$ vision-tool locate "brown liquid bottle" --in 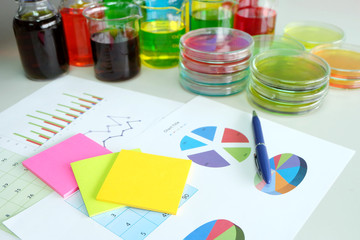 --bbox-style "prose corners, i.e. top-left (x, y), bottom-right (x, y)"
top-left (13, 0), bottom-right (69, 80)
